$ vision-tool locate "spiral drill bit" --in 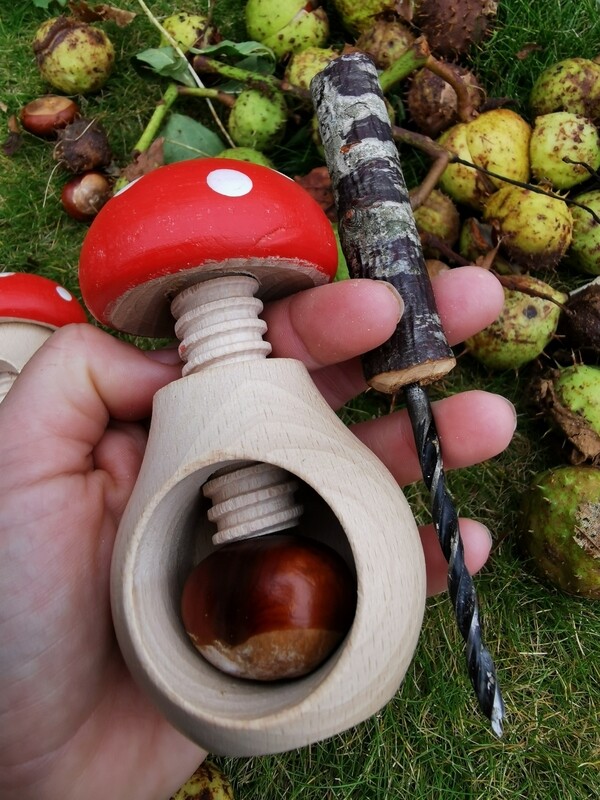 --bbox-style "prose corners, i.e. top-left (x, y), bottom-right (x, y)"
top-left (405, 382), bottom-right (505, 735)
top-left (312, 52), bottom-right (505, 735)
